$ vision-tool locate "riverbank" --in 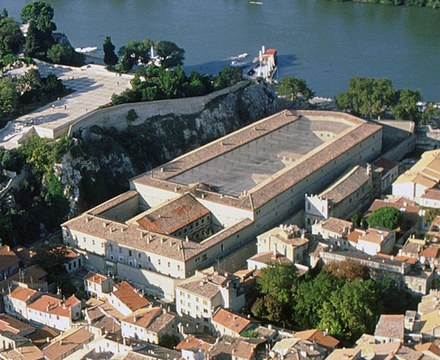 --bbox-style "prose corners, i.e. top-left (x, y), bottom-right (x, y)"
top-left (326, 0), bottom-right (440, 9)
